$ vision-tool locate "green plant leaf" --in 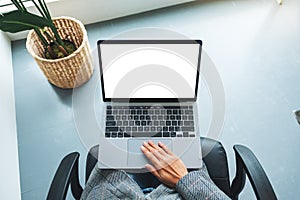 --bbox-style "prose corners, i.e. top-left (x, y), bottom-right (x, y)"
top-left (0, 10), bottom-right (52, 33)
